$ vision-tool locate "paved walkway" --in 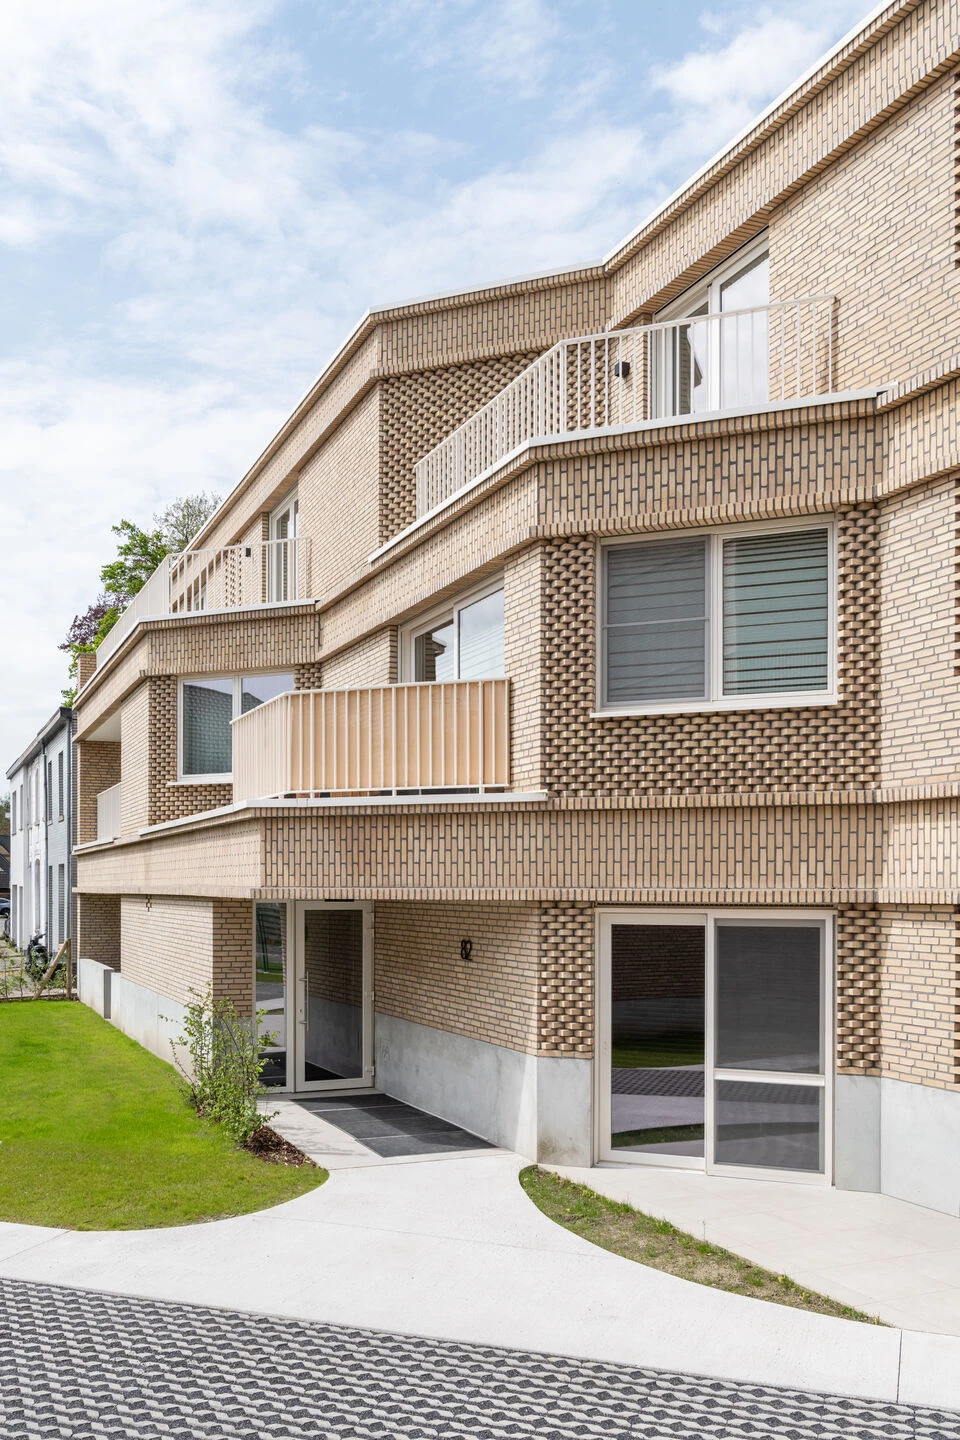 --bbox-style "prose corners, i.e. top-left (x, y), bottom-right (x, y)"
top-left (0, 1103), bottom-right (959, 1415)
top-left (3, 1275), bottom-right (959, 1440)
top-left (556, 1163), bottom-right (960, 1336)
